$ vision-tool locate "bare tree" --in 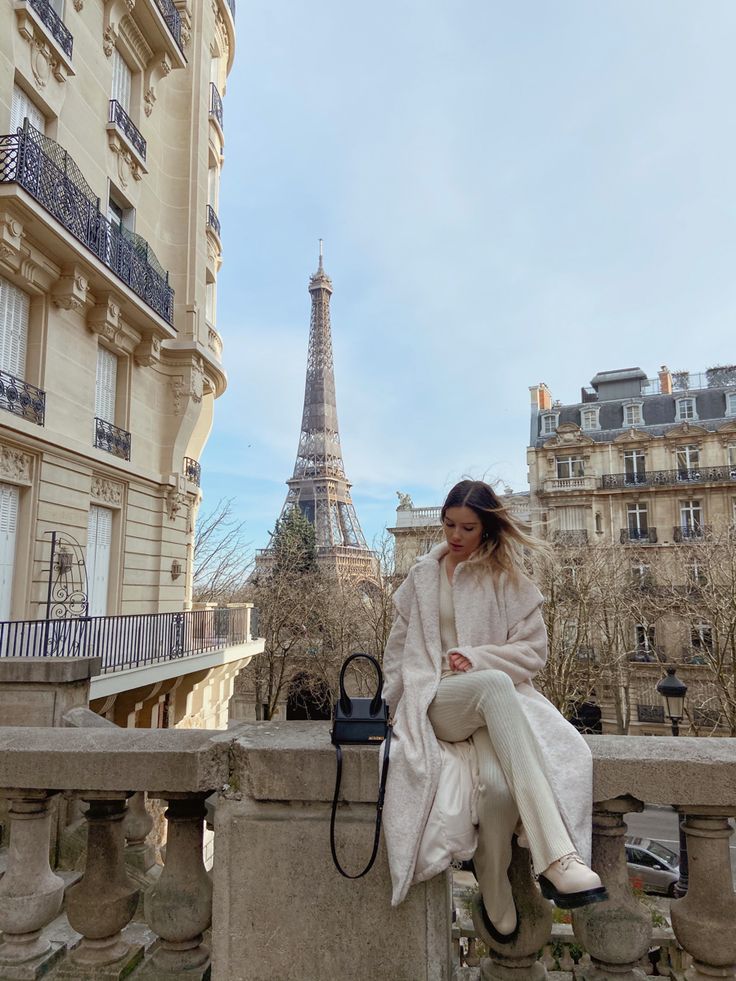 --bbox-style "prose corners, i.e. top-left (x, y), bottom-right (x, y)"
top-left (193, 498), bottom-right (252, 604)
